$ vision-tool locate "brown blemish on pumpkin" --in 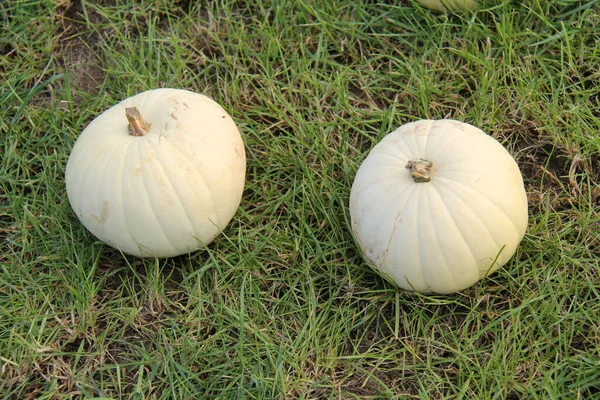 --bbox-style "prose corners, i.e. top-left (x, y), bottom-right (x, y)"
top-left (182, 102), bottom-right (189, 109)
top-left (91, 200), bottom-right (110, 224)
top-left (403, 121), bottom-right (432, 136)
top-left (234, 146), bottom-right (244, 160)
top-left (171, 112), bottom-right (178, 120)
top-left (100, 201), bottom-right (109, 222)
top-left (135, 166), bottom-right (142, 176)
top-left (144, 153), bottom-right (157, 163)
